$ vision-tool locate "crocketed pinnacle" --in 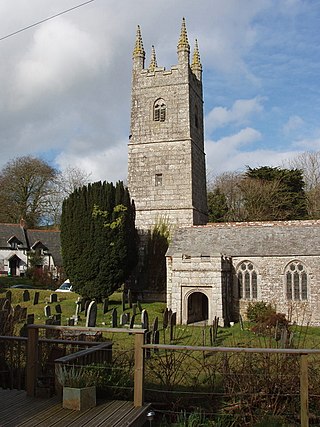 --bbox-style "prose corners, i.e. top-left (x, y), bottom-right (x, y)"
top-left (191, 39), bottom-right (202, 70)
top-left (133, 25), bottom-right (145, 58)
top-left (177, 17), bottom-right (190, 52)
top-left (148, 45), bottom-right (157, 71)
